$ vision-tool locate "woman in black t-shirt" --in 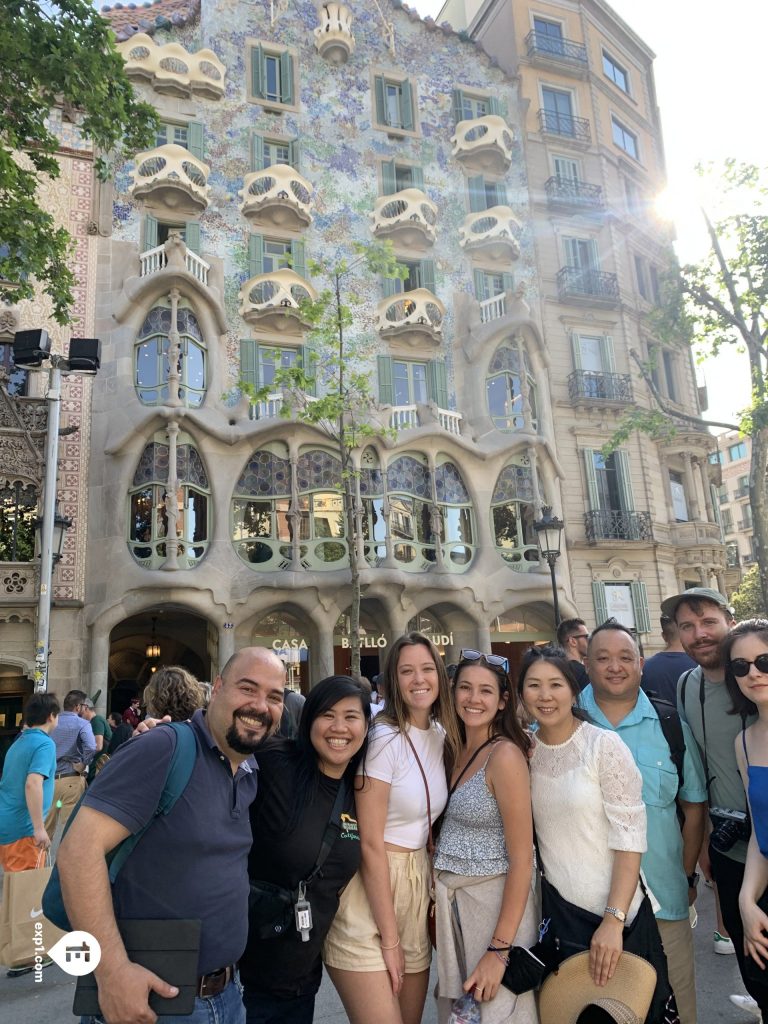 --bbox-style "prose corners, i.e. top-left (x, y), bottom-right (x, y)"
top-left (240, 675), bottom-right (370, 1024)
